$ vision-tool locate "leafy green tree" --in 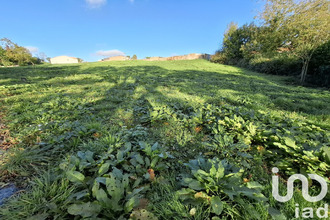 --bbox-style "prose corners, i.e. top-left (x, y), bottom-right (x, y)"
top-left (219, 22), bottom-right (240, 63)
top-left (0, 46), bottom-right (6, 66)
top-left (0, 38), bottom-right (34, 66)
top-left (132, 54), bottom-right (137, 60)
top-left (260, 0), bottom-right (330, 83)
top-left (218, 22), bottom-right (260, 64)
